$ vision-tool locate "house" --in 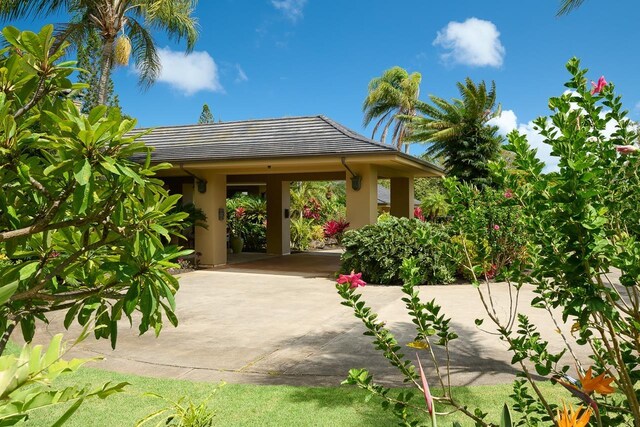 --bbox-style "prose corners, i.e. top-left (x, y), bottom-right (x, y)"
top-left (133, 115), bottom-right (443, 266)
